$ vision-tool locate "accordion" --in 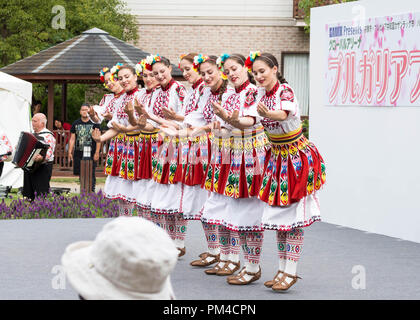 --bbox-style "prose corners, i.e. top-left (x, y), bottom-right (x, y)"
top-left (12, 131), bottom-right (50, 172)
